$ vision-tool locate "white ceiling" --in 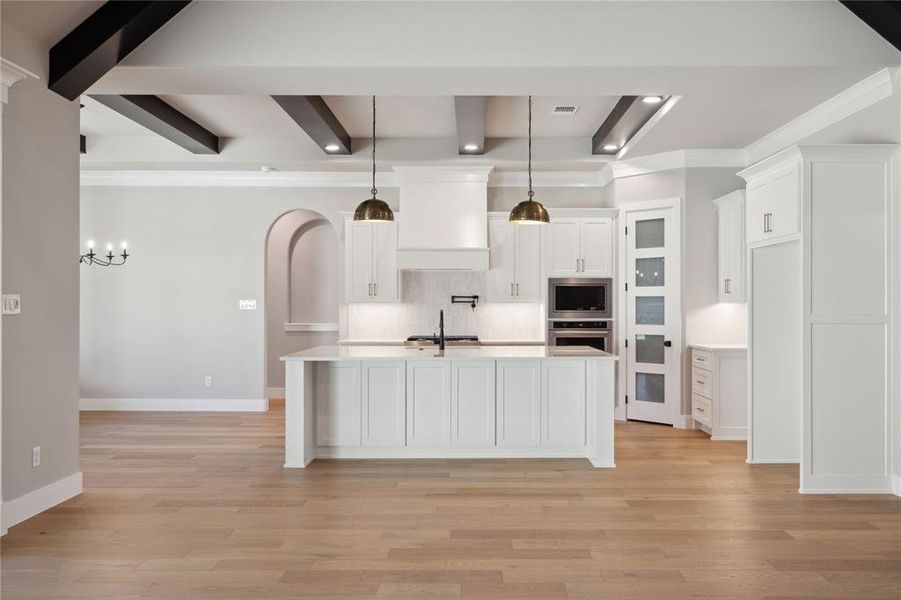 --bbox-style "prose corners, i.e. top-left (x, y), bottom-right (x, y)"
top-left (5, 0), bottom-right (900, 169)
